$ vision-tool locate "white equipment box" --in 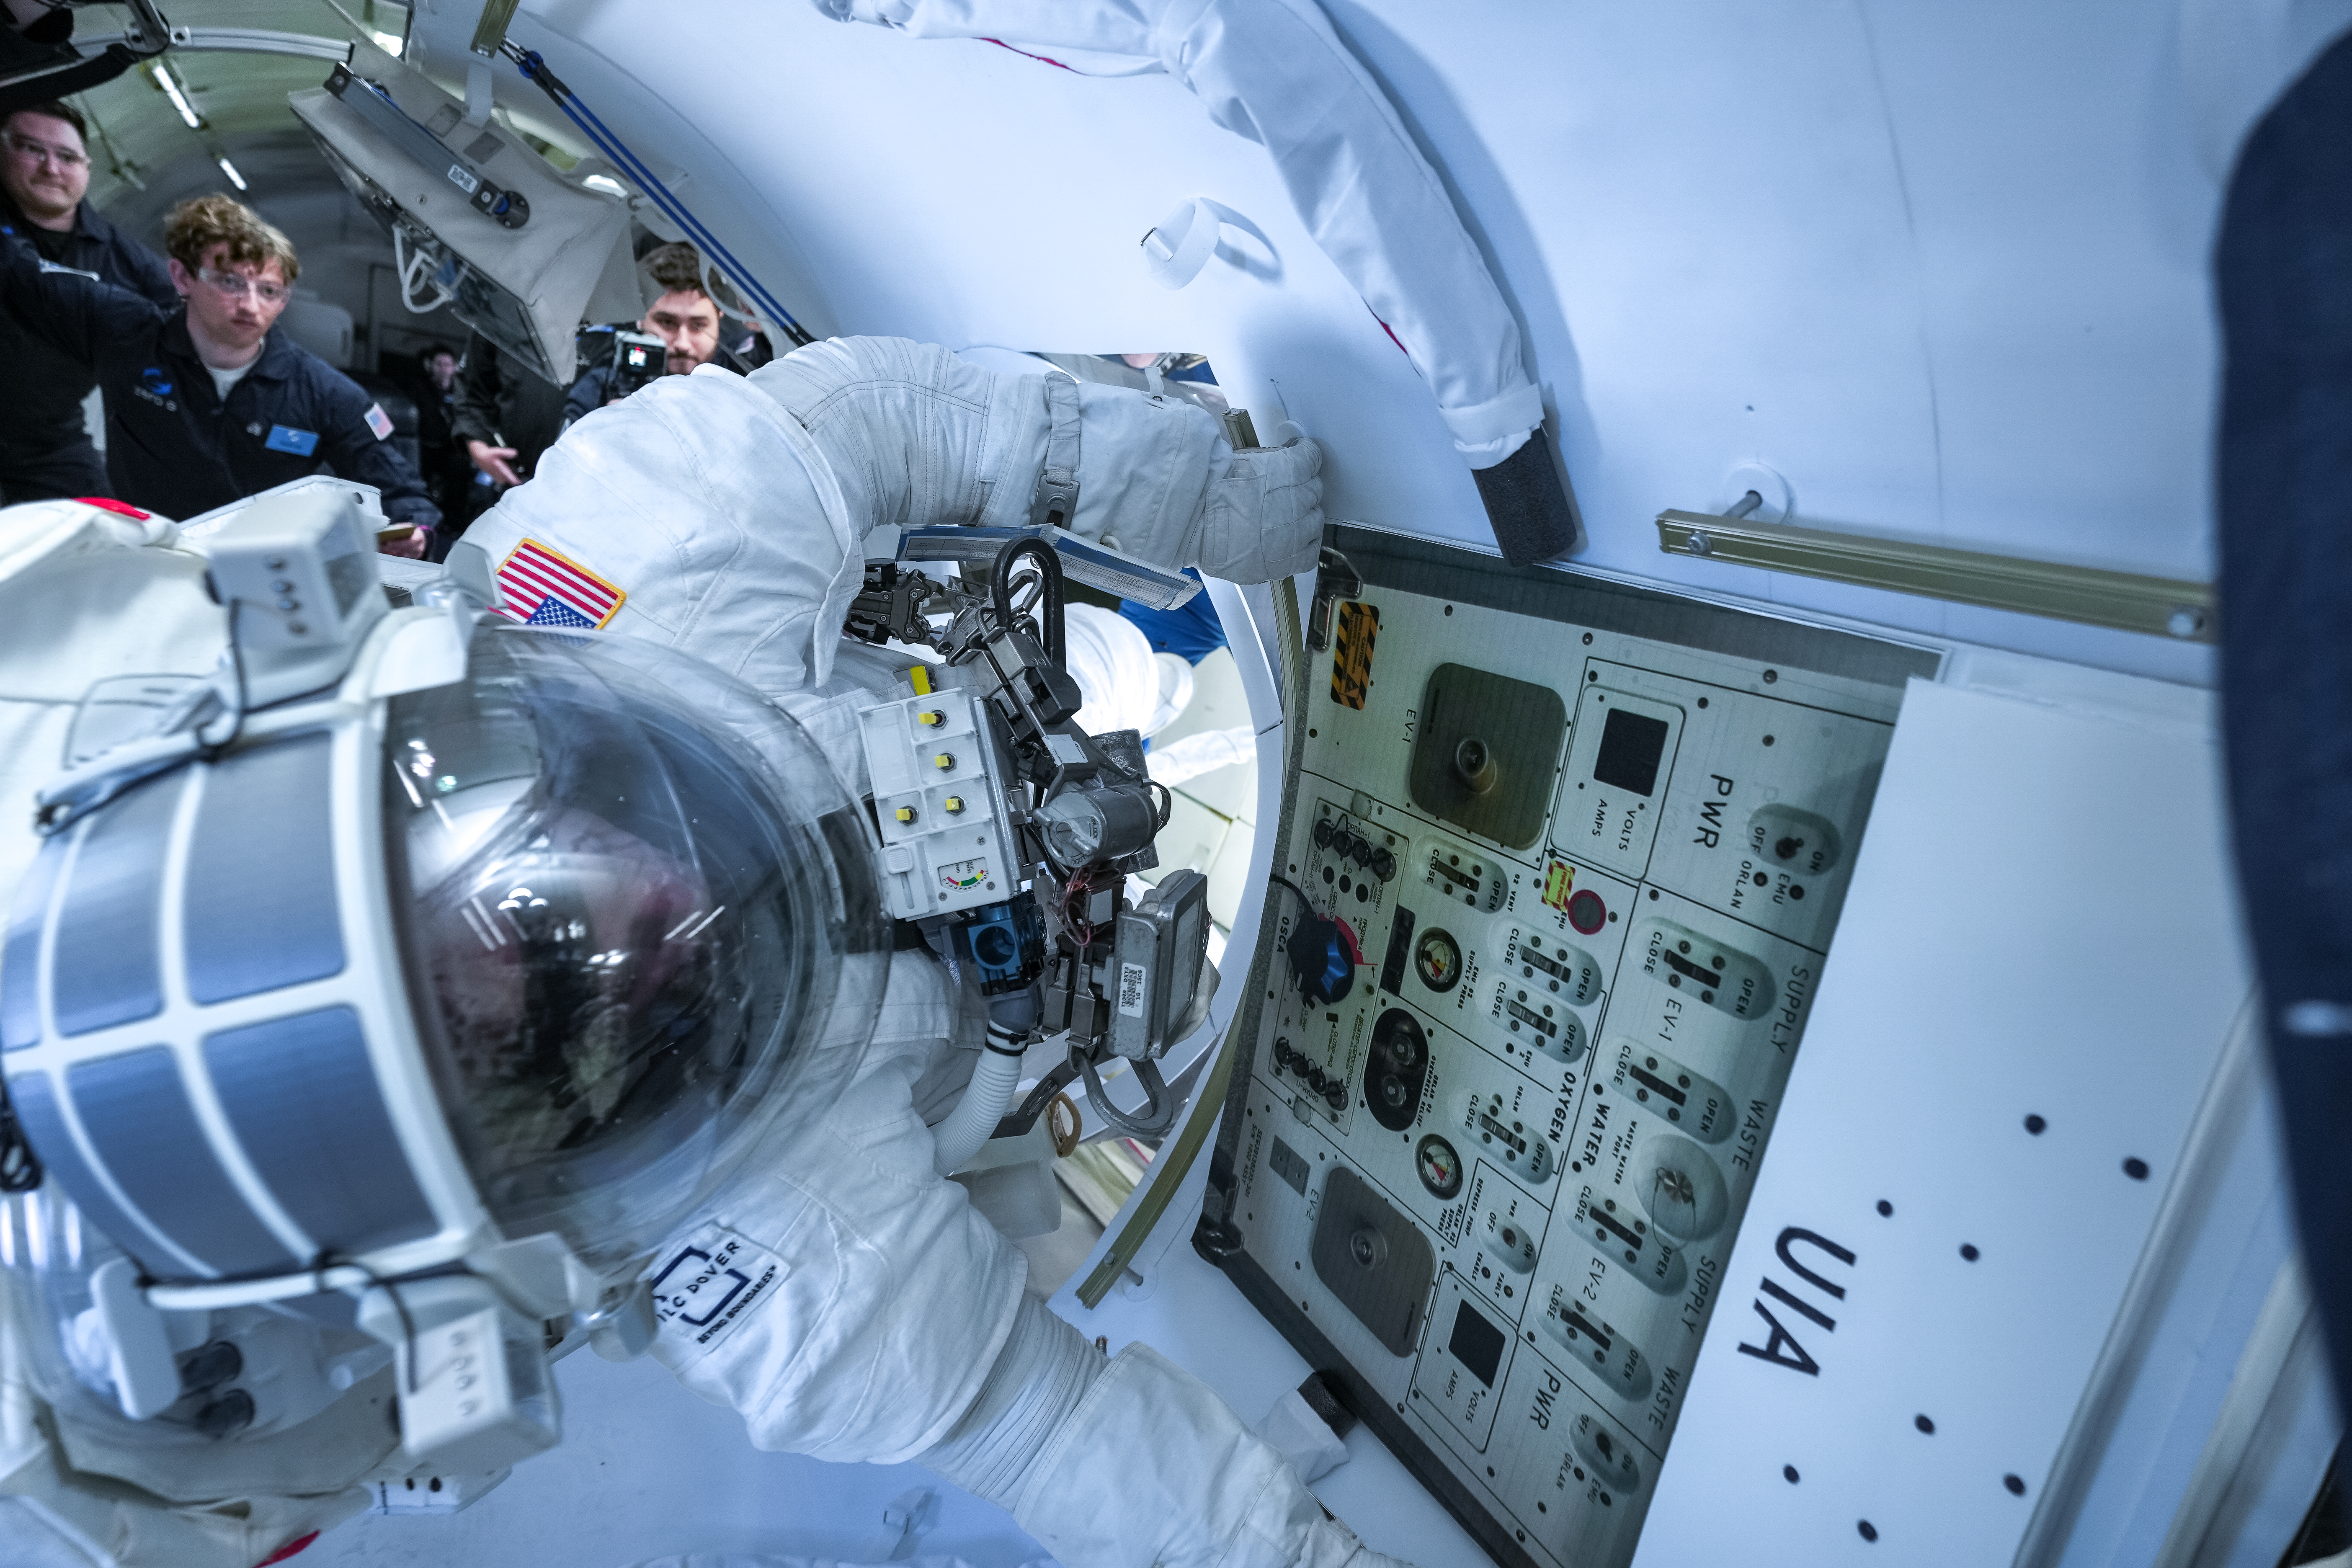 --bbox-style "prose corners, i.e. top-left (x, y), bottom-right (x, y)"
top-left (859, 685), bottom-right (1021, 923)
